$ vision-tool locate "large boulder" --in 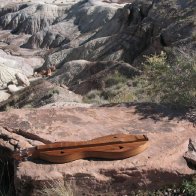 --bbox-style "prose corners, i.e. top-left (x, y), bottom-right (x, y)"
top-left (0, 104), bottom-right (195, 195)
top-left (0, 3), bottom-right (69, 34)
